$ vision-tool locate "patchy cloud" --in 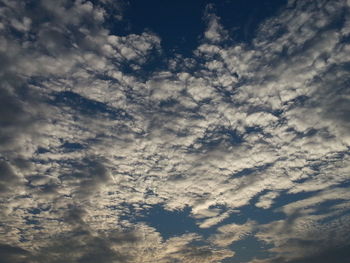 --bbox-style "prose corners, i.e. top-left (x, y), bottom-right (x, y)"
top-left (0, 0), bottom-right (350, 262)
